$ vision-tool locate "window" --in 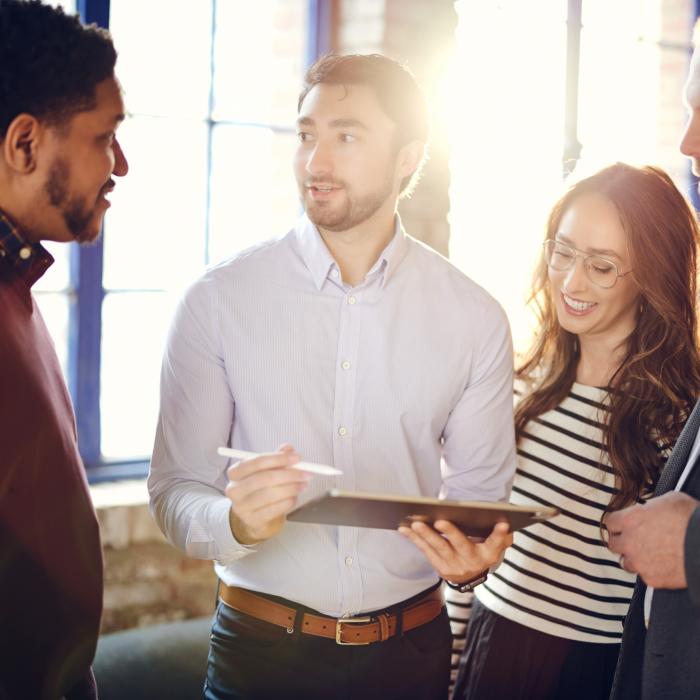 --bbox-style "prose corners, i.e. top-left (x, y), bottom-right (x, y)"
top-left (443, 0), bottom-right (694, 352)
top-left (41, 0), bottom-right (320, 478)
